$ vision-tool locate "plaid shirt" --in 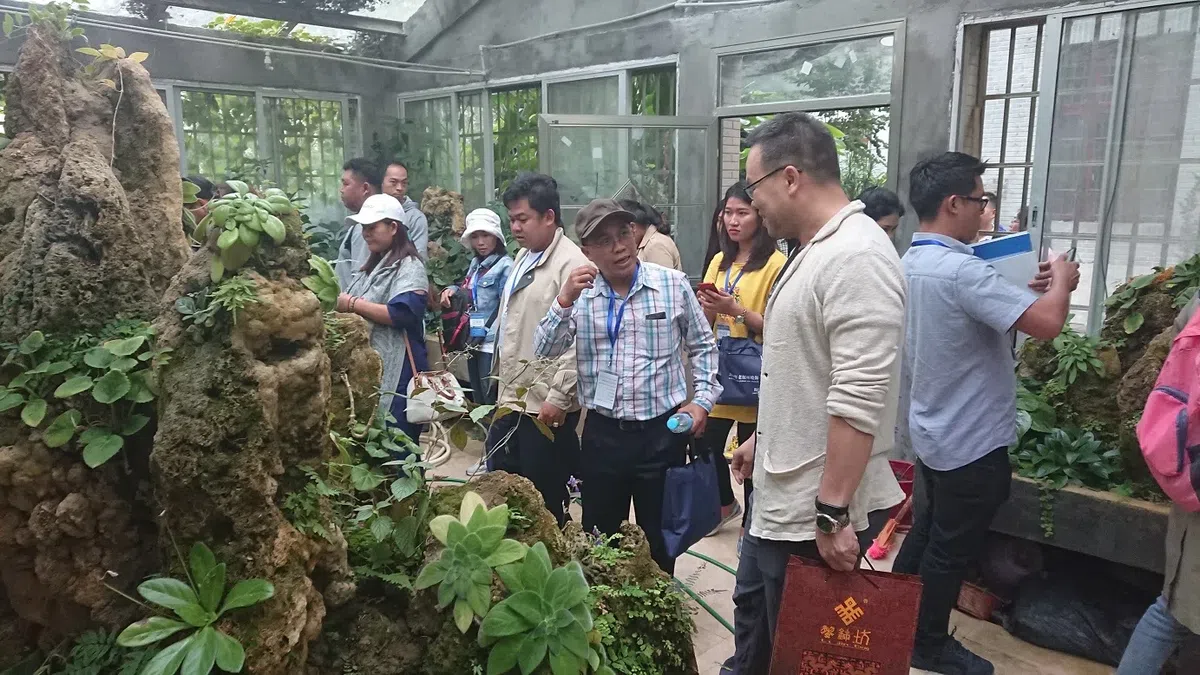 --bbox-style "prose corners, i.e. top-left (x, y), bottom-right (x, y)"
top-left (533, 263), bottom-right (721, 421)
